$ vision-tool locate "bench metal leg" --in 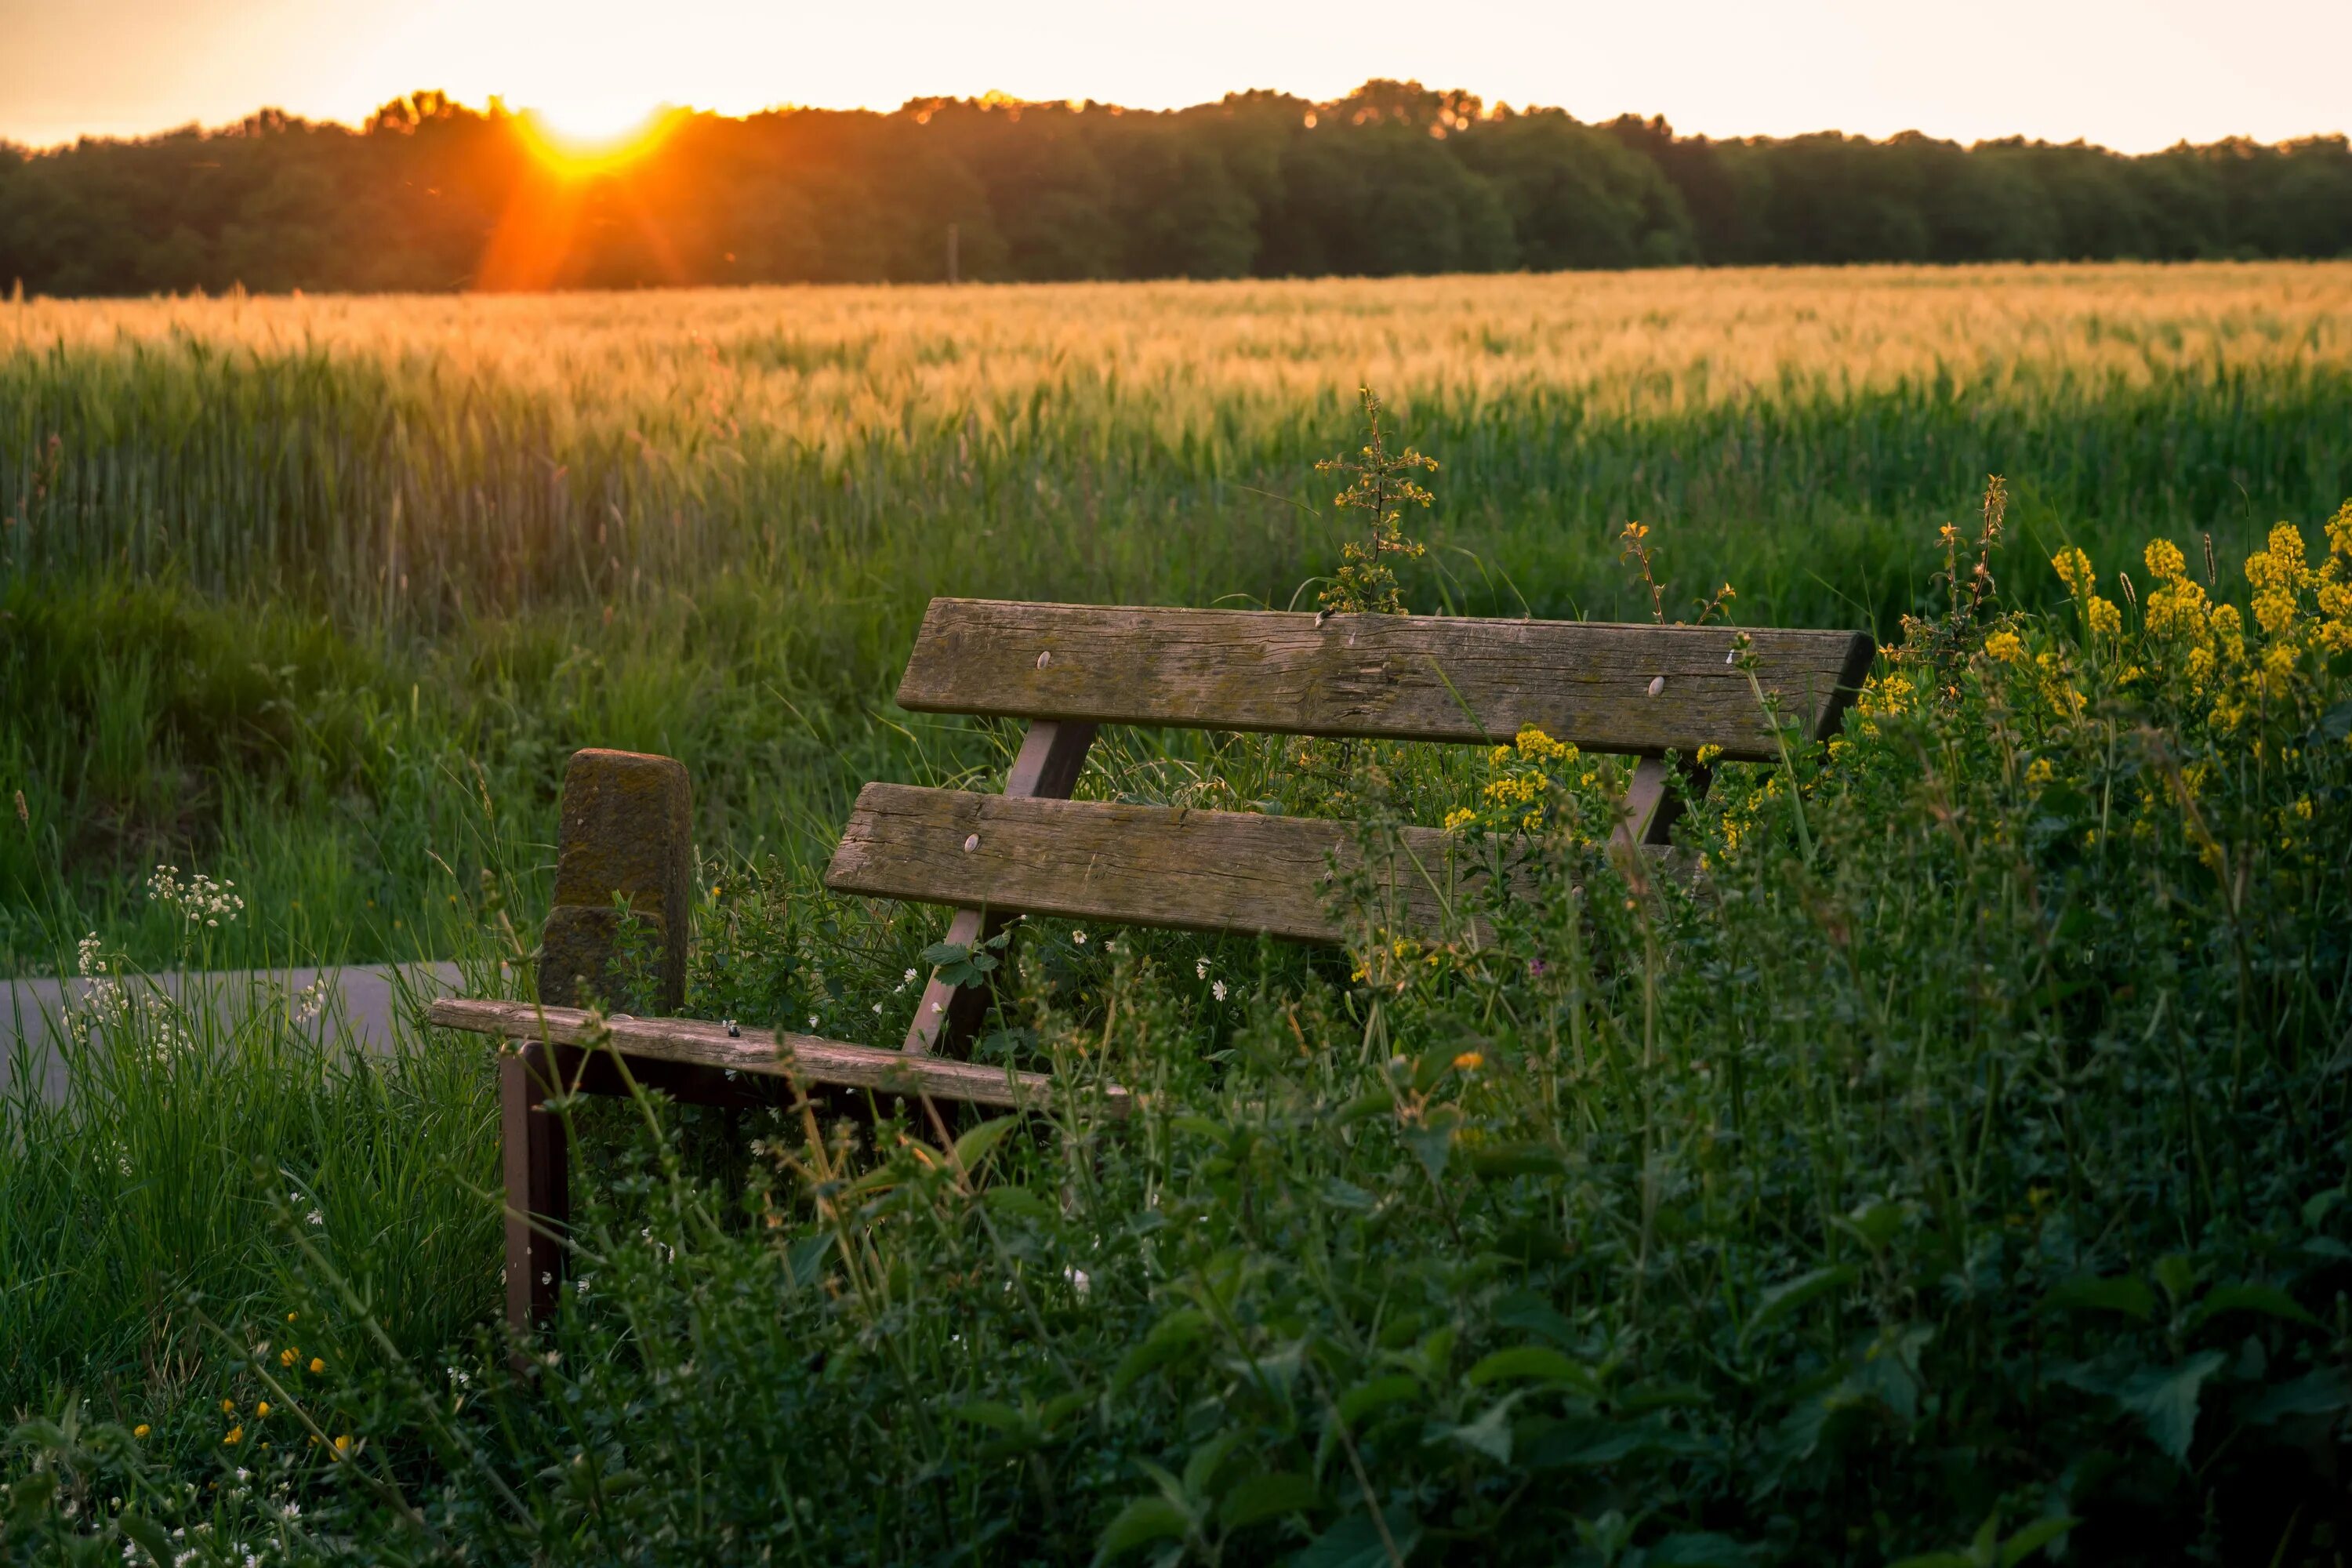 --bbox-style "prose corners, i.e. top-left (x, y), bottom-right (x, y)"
top-left (503, 1043), bottom-right (569, 1342)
